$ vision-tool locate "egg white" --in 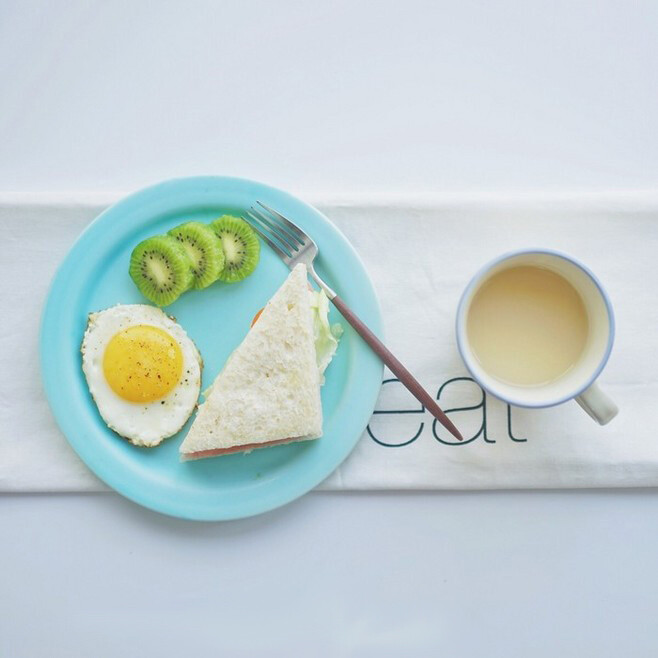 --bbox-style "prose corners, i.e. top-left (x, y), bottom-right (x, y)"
top-left (81, 304), bottom-right (202, 447)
